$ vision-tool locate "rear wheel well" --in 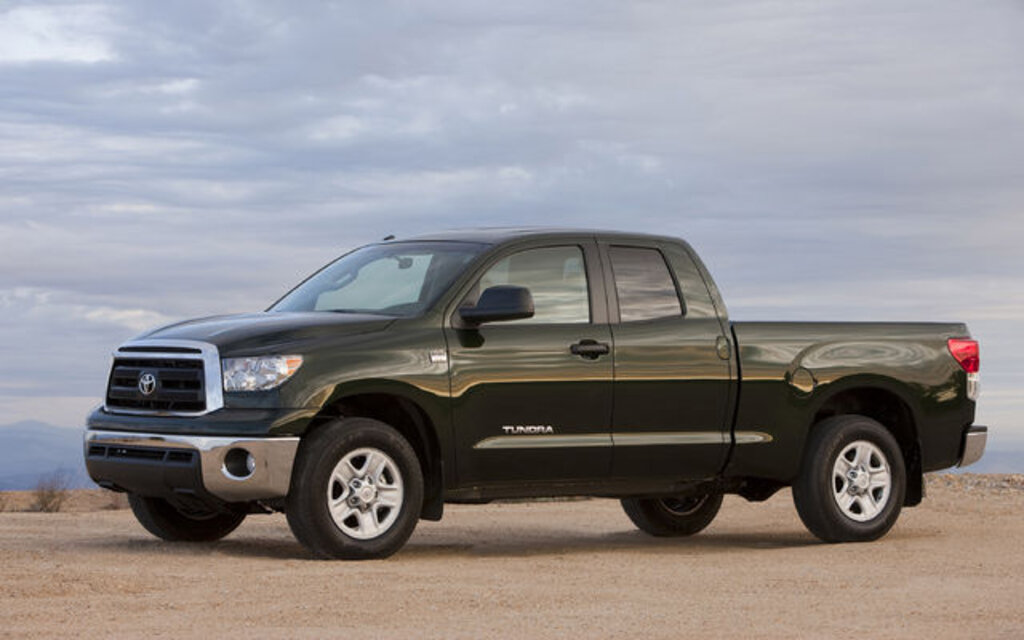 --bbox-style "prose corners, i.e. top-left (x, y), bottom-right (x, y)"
top-left (812, 387), bottom-right (923, 506)
top-left (305, 393), bottom-right (444, 520)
